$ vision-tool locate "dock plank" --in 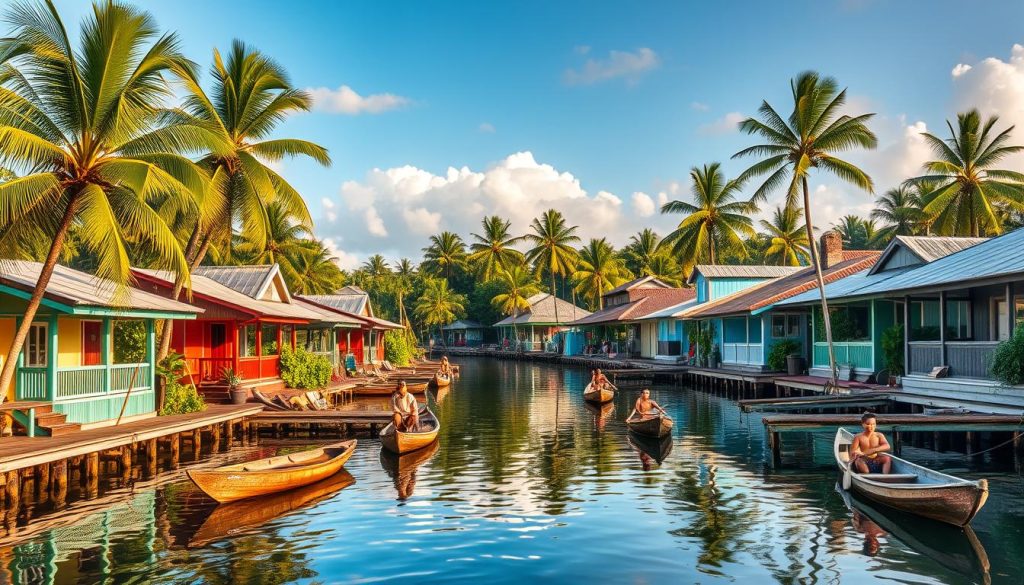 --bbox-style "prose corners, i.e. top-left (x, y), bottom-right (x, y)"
top-left (251, 410), bottom-right (392, 424)
top-left (739, 392), bottom-right (892, 412)
top-left (763, 413), bottom-right (1023, 433)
